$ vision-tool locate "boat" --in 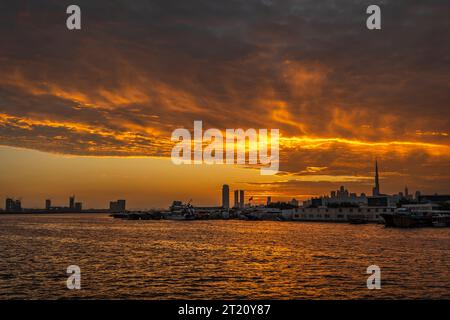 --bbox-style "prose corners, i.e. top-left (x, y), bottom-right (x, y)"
top-left (126, 213), bottom-right (141, 220)
top-left (110, 200), bottom-right (198, 221)
top-left (381, 208), bottom-right (432, 228)
top-left (138, 212), bottom-right (153, 220)
top-left (164, 201), bottom-right (197, 220)
top-left (164, 212), bottom-right (196, 220)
